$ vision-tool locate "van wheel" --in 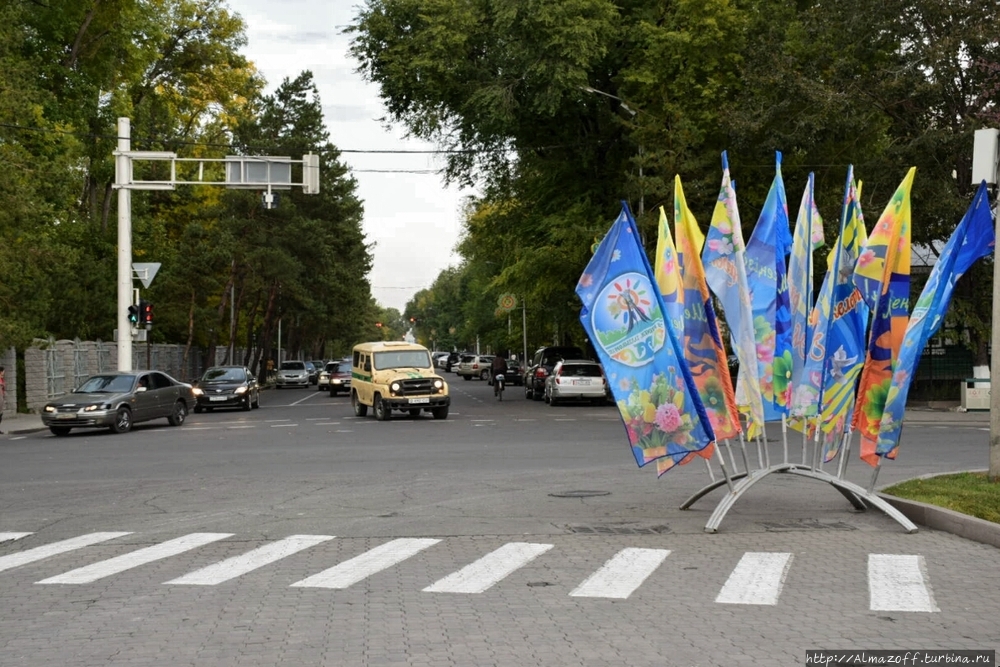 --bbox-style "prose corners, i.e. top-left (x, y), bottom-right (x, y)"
top-left (352, 391), bottom-right (367, 417)
top-left (432, 405), bottom-right (449, 420)
top-left (373, 394), bottom-right (390, 421)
